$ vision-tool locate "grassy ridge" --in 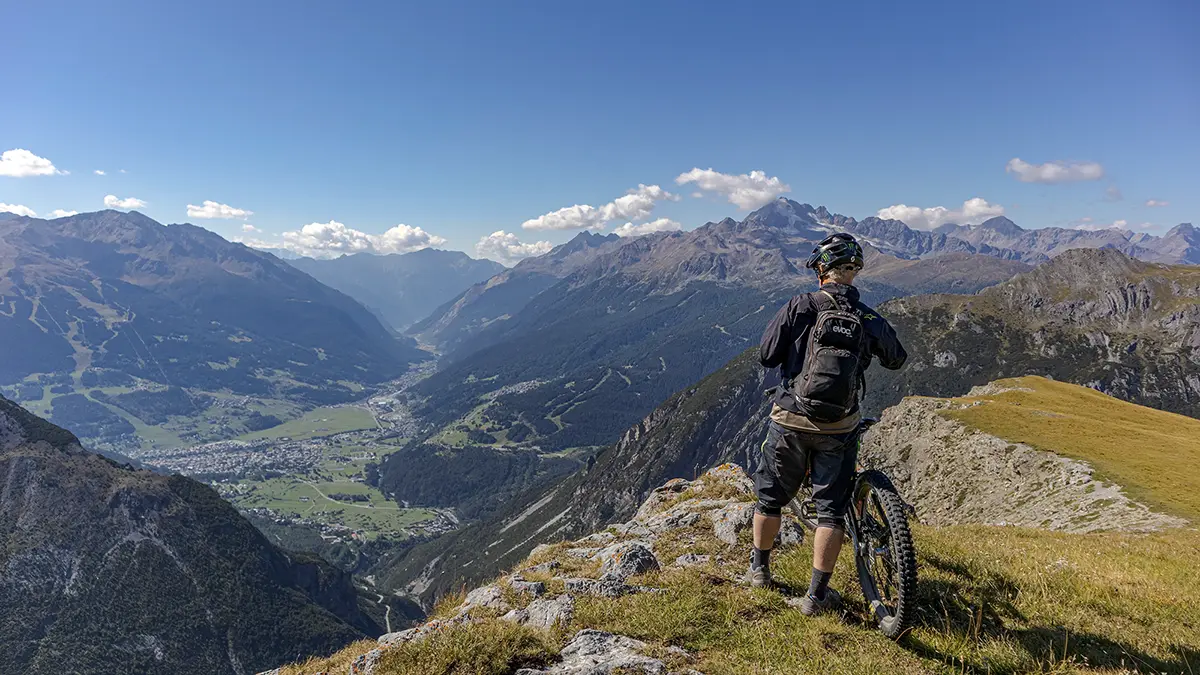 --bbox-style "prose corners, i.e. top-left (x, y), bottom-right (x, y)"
top-left (944, 376), bottom-right (1200, 521)
top-left (280, 523), bottom-right (1200, 674)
